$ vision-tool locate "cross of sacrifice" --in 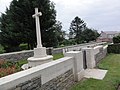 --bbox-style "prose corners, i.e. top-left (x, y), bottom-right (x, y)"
top-left (32, 8), bottom-right (42, 48)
